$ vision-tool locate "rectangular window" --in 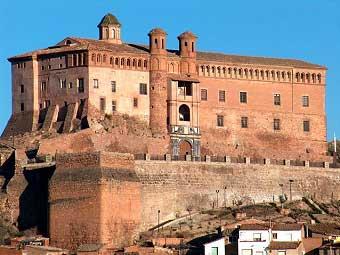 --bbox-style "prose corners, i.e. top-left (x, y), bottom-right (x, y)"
top-left (178, 81), bottom-right (192, 96)
top-left (93, 79), bottom-right (99, 88)
top-left (274, 118), bottom-right (281, 130)
top-left (272, 233), bottom-right (278, 239)
top-left (241, 117), bottom-right (248, 128)
top-left (100, 97), bottom-right (106, 112)
top-left (302, 96), bottom-right (309, 107)
top-left (219, 90), bottom-right (226, 102)
top-left (303, 120), bottom-right (310, 132)
top-left (69, 82), bottom-right (73, 89)
top-left (78, 78), bottom-right (84, 93)
top-left (240, 92), bottom-right (247, 103)
top-left (242, 249), bottom-right (252, 255)
top-left (277, 251), bottom-right (286, 255)
top-left (211, 247), bottom-right (218, 255)
top-left (20, 103), bottom-right (25, 112)
top-left (133, 98), bottom-right (138, 108)
top-left (274, 93), bottom-right (281, 106)
top-left (60, 79), bottom-right (66, 89)
top-left (139, 83), bottom-right (147, 95)
top-left (45, 100), bottom-right (51, 108)
top-left (217, 115), bottom-right (224, 127)
top-left (201, 89), bottom-right (207, 101)
top-left (112, 101), bottom-right (116, 112)
top-left (111, 81), bottom-right (116, 92)
top-left (20, 84), bottom-right (24, 93)
top-left (253, 233), bottom-right (261, 242)
top-left (41, 81), bottom-right (47, 91)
